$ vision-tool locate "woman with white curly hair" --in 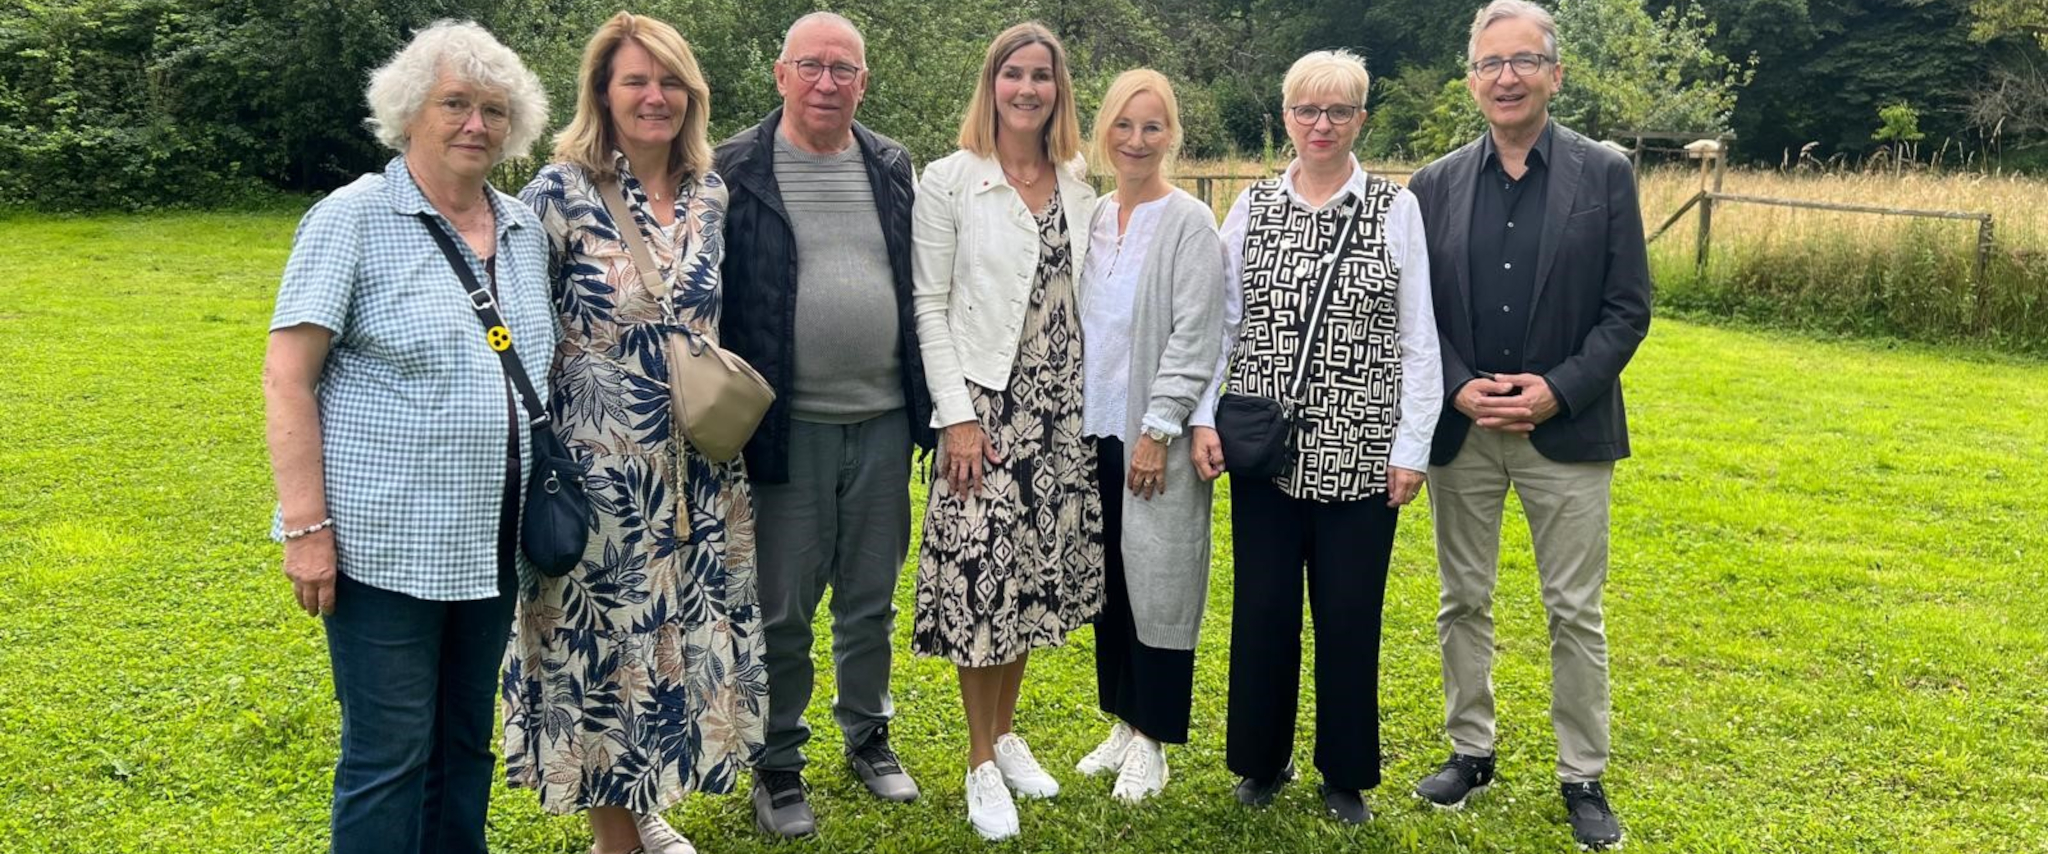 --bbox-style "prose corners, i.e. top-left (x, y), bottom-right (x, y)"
top-left (262, 19), bottom-right (549, 854)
